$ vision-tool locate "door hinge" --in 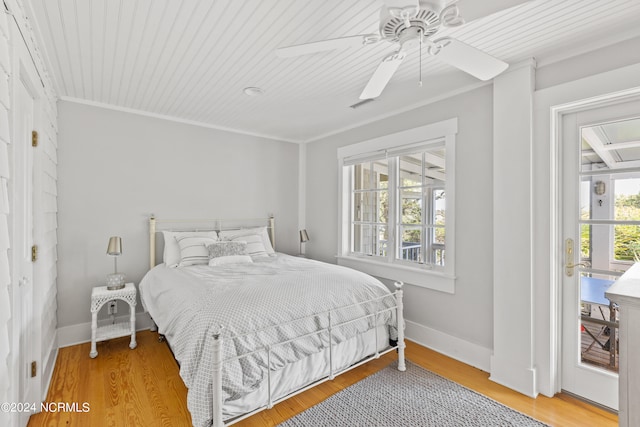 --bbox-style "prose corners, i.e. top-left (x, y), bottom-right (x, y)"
top-left (31, 245), bottom-right (38, 262)
top-left (32, 130), bottom-right (38, 147)
top-left (30, 361), bottom-right (37, 378)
